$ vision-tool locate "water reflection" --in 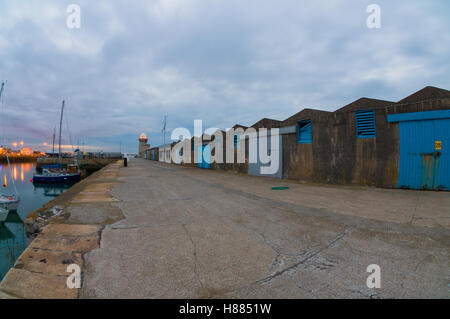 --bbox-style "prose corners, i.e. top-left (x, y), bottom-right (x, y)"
top-left (32, 182), bottom-right (75, 197)
top-left (0, 162), bottom-right (74, 281)
top-left (0, 163), bottom-right (34, 187)
top-left (0, 211), bottom-right (27, 279)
